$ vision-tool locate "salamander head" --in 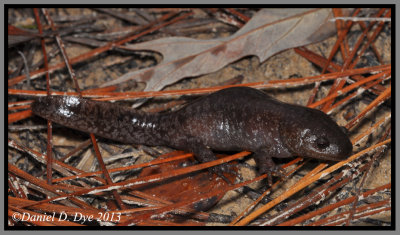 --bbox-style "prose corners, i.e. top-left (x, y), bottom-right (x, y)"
top-left (280, 107), bottom-right (353, 161)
